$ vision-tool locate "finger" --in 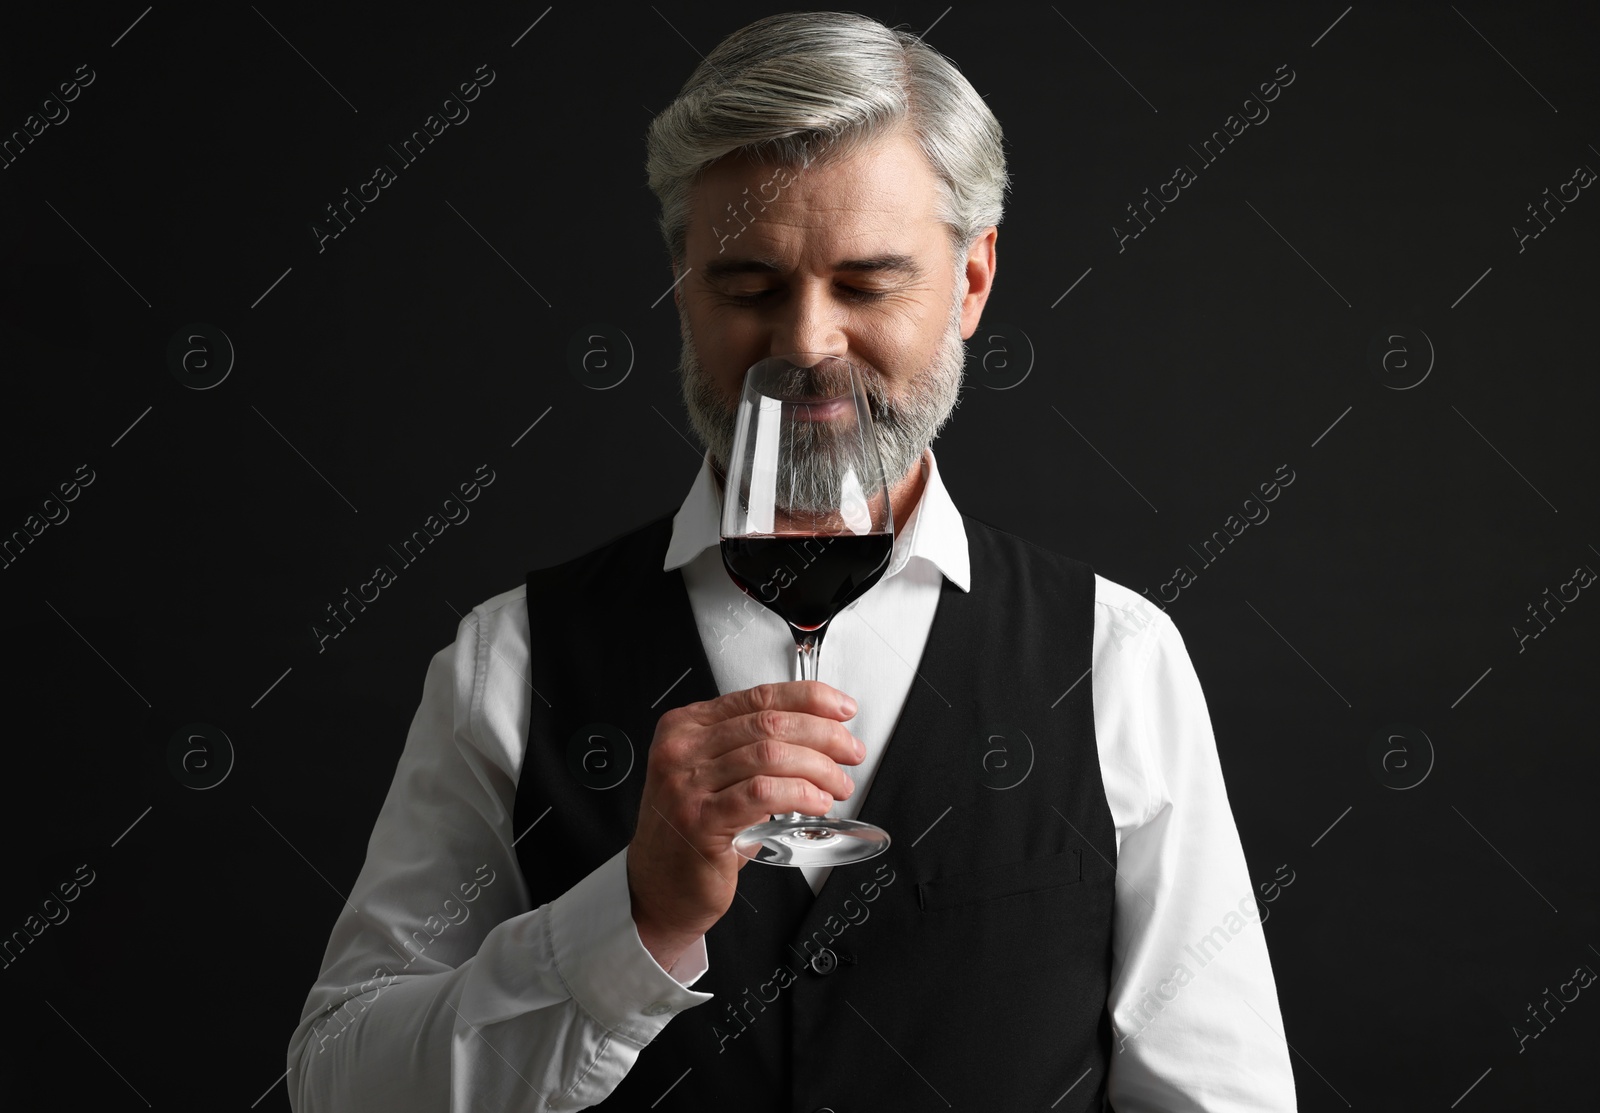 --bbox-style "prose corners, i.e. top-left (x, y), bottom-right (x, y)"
top-left (685, 680), bottom-right (857, 728)
top-left (702, 774), bottom-right (837, 832)
top-left (696, 737), bottom-right (858, 801)
top-left (699, 706), bottom-right (864, 767)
